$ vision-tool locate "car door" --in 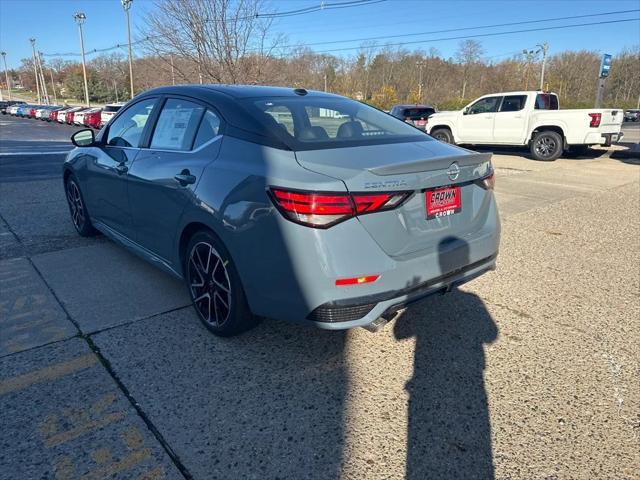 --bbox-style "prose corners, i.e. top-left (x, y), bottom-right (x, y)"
top-left (83, 97), bottom-right (158, 239)
top-left (458, 96), bottom-right (502, 143)
top-left (127, 96), bottom-right (224, 262)
top-left (492, 95), bottom-right (528, 143)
